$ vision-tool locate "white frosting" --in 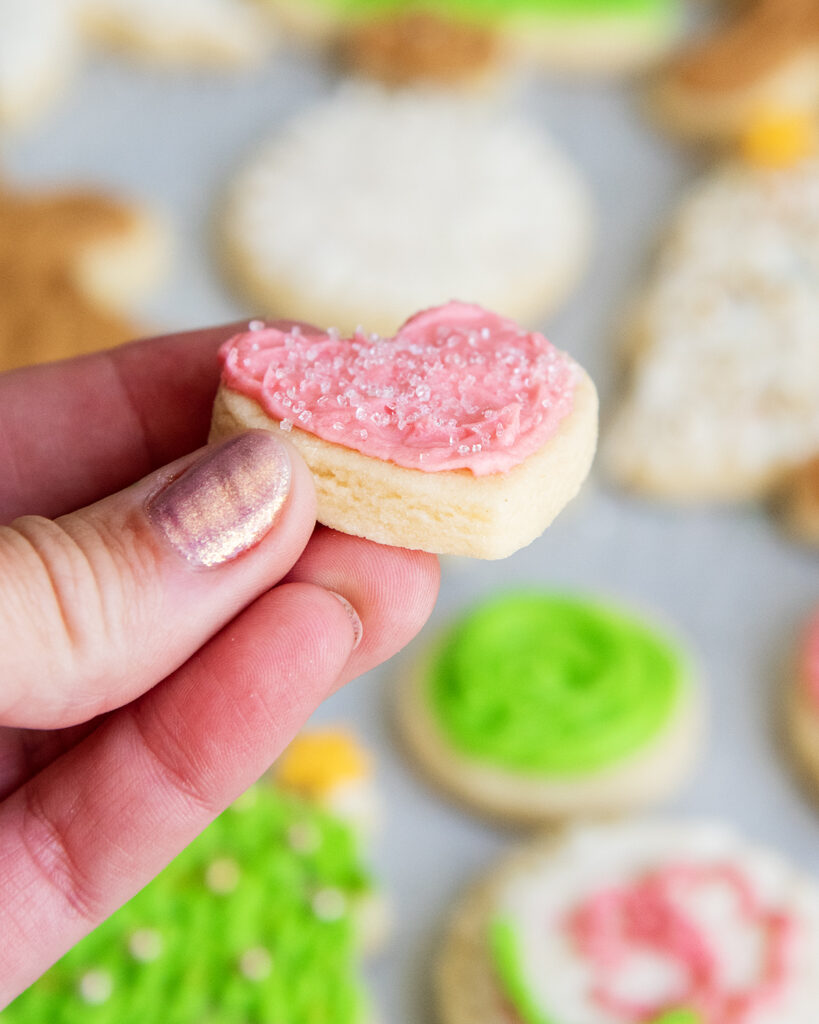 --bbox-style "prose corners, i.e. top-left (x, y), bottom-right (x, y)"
top-left (495, 821), bottom-right (819, 1023)
top-left (605, 160), bottom-right (819, 496)
top-left (0, 0), bottom-right (78, 125)
top-left (225, 83), bottom-right (591, 328)
top-left (79, 0), bottom-right (270, 63)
